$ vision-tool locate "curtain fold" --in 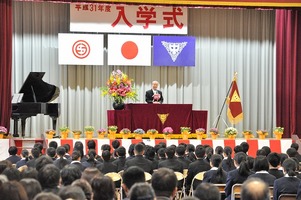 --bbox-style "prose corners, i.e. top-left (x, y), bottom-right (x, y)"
top-left (0, 0), bottom-right (12, 130)
top-left (276, 9), bottom-right (301, 138)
